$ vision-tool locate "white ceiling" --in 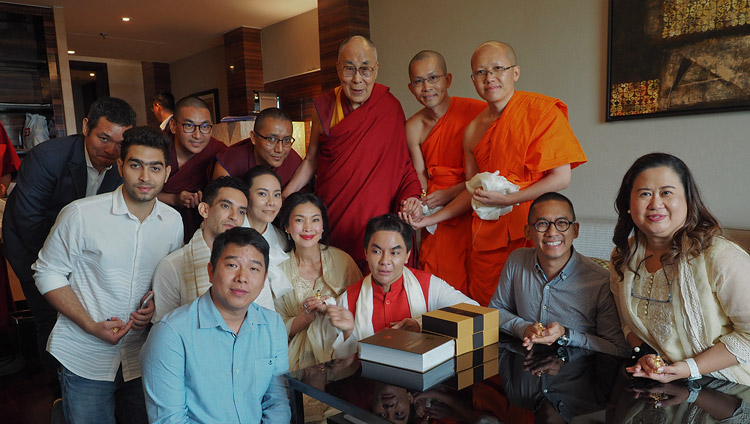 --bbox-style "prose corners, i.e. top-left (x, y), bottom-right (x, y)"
top-left (17, 0), bottom-right (317, 63)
